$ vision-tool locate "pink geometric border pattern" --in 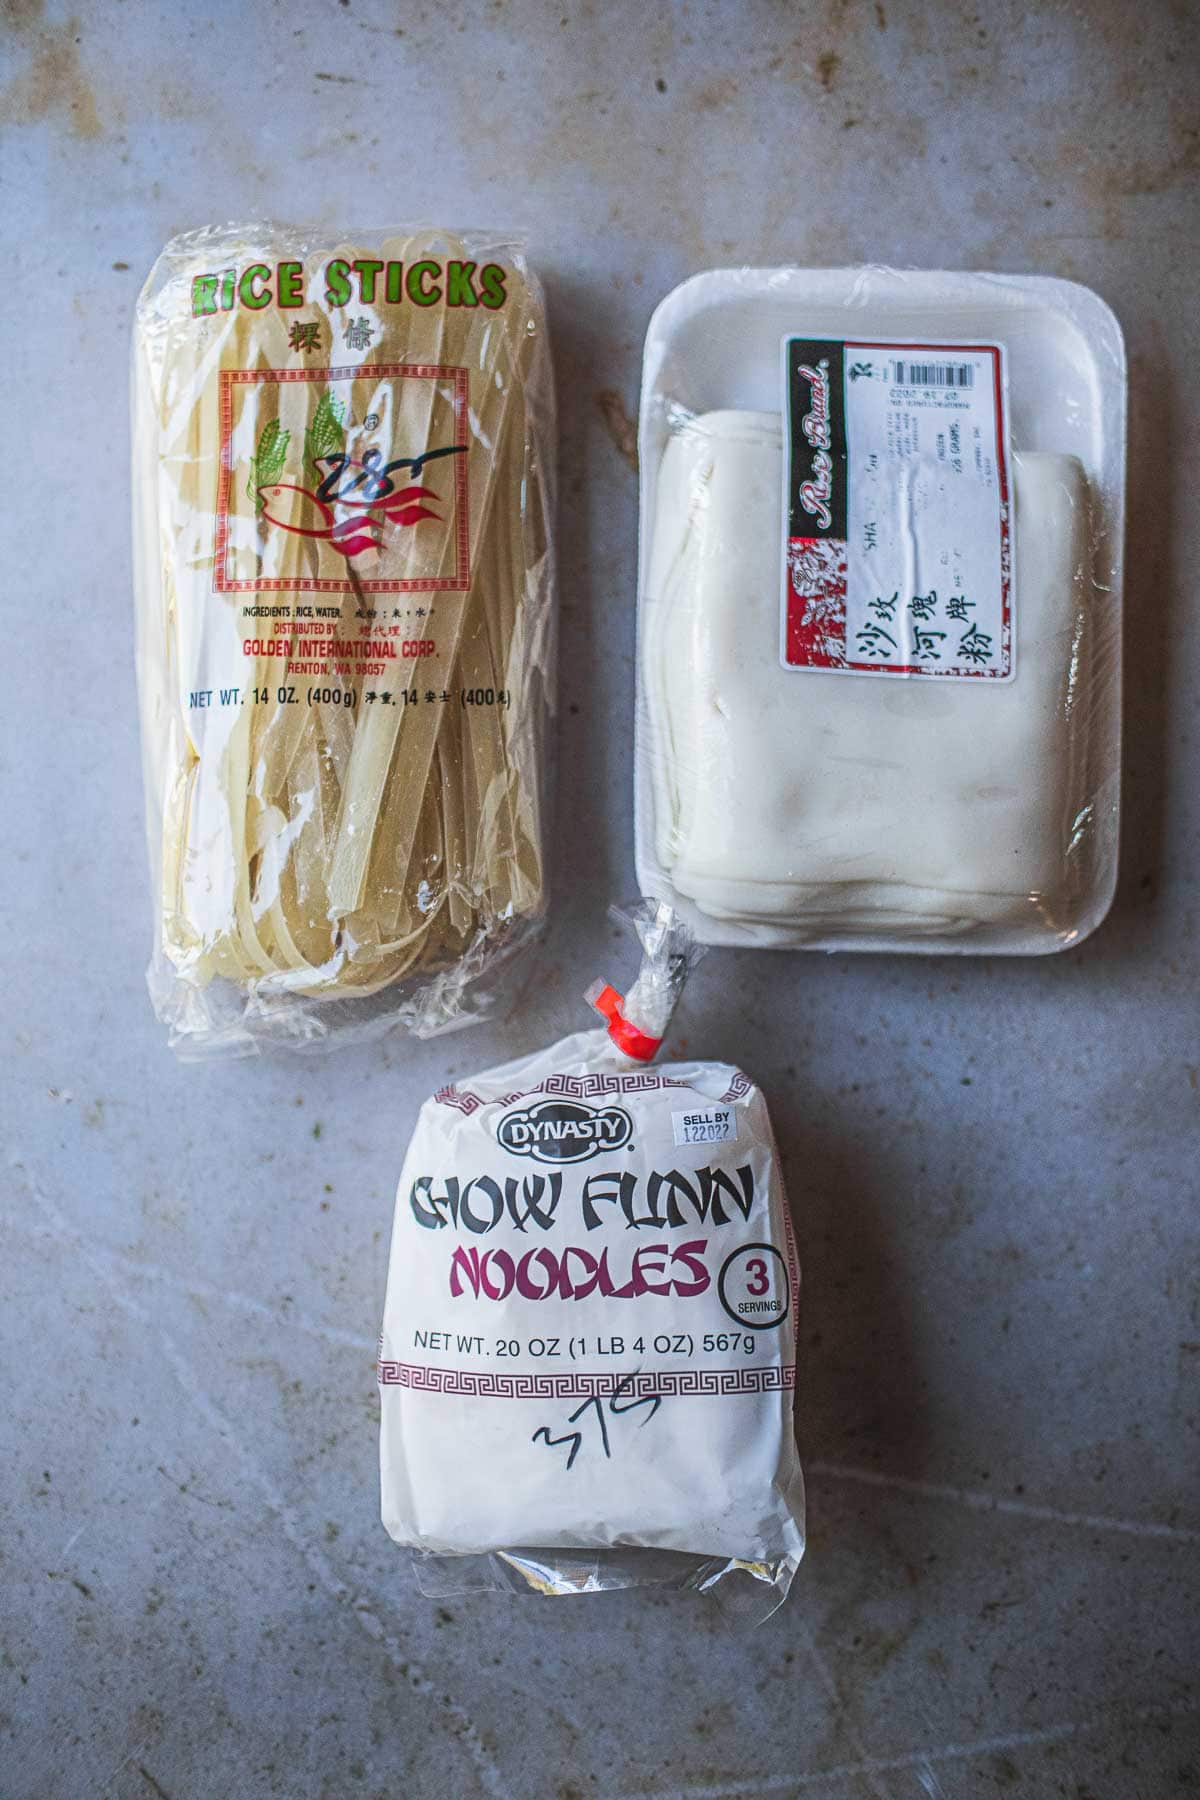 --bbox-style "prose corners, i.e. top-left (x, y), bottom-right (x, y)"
top-left (431, 1085), bottom-right (487, 1117)
top-left (540, 1071), bottom-right (693, 1096)
top-left (432, 1070), bottom-right (695, 1115)
top-left (780, 1195), bottom-right (802, 1321)
top-left (376, 1362), bottom-right (795, 1398)
top-left (719, 1071), bottom-right (752, 1104)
